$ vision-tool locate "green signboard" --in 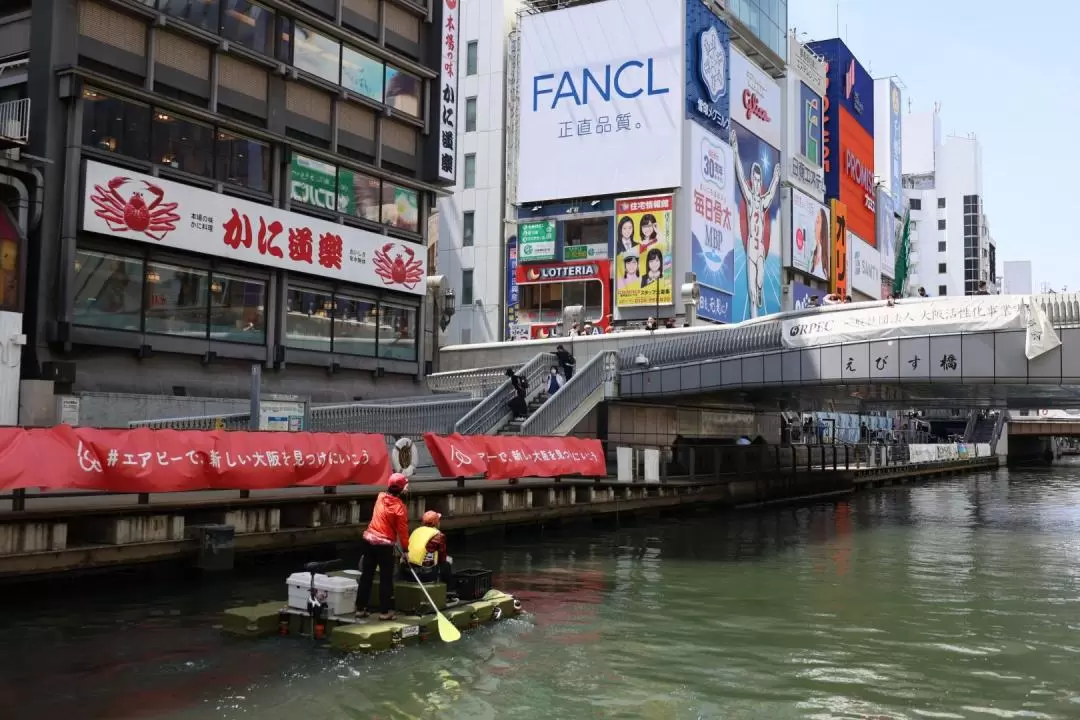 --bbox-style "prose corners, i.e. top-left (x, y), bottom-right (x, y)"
top-left (518, 220), bottom-right (556, 263)
top-left (290, 154), bottom-right (338, 212)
